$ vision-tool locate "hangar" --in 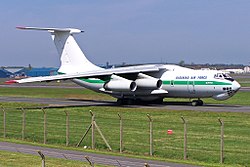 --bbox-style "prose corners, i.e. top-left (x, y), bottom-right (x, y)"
top-left (0, 68), bottom-right (12, 78)
top-left (0, 67), bottom-right (58, 78)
